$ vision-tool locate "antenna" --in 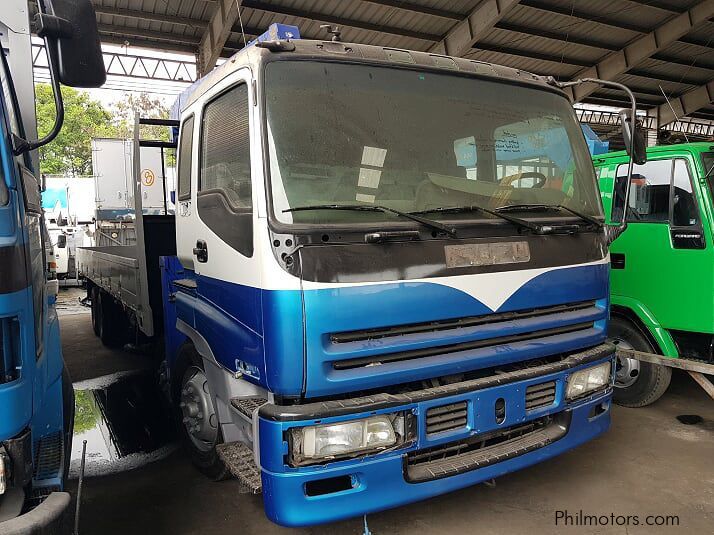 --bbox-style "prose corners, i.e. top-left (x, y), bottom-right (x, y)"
top-left (320, 24), bottom-right (342, 42)
top-left (236, 0), bottom-right (248, 48)
top-left (659, 85), bottom-right (689, 144)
